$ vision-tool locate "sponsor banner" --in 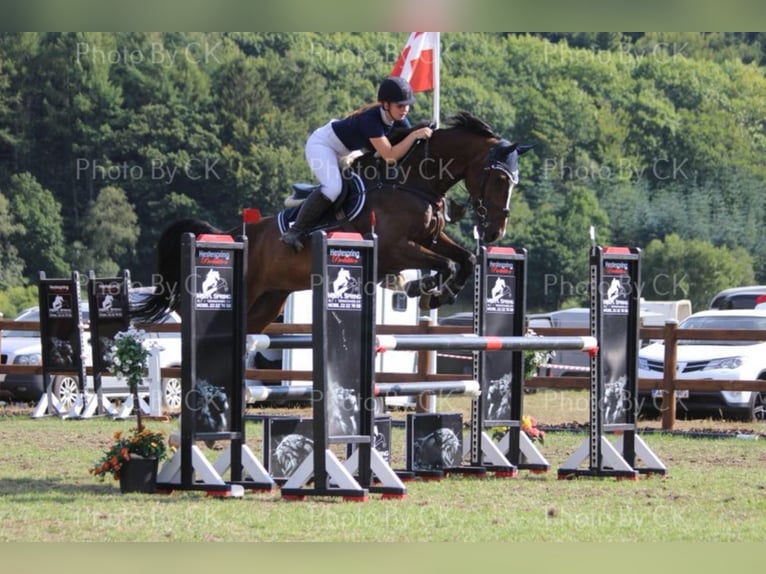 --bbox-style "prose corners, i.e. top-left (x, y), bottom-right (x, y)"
top-left (600, 260), bottom-right (630, 425)
top-left (602, 261), bottom-right (630, 315)
top-left (39, 280), bottom-right (84, 373)
top-left (88, 278), bottom-right (129, 372)
top-left (194, 248), bottom-right (233, 311)
top-left (326, 263), bottom-right (363, 311)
